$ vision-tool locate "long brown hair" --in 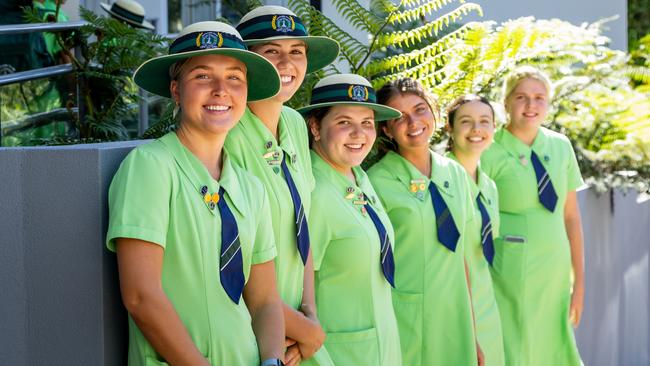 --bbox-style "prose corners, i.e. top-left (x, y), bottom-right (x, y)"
top-left (375, 78), bottom-right (438, 158)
